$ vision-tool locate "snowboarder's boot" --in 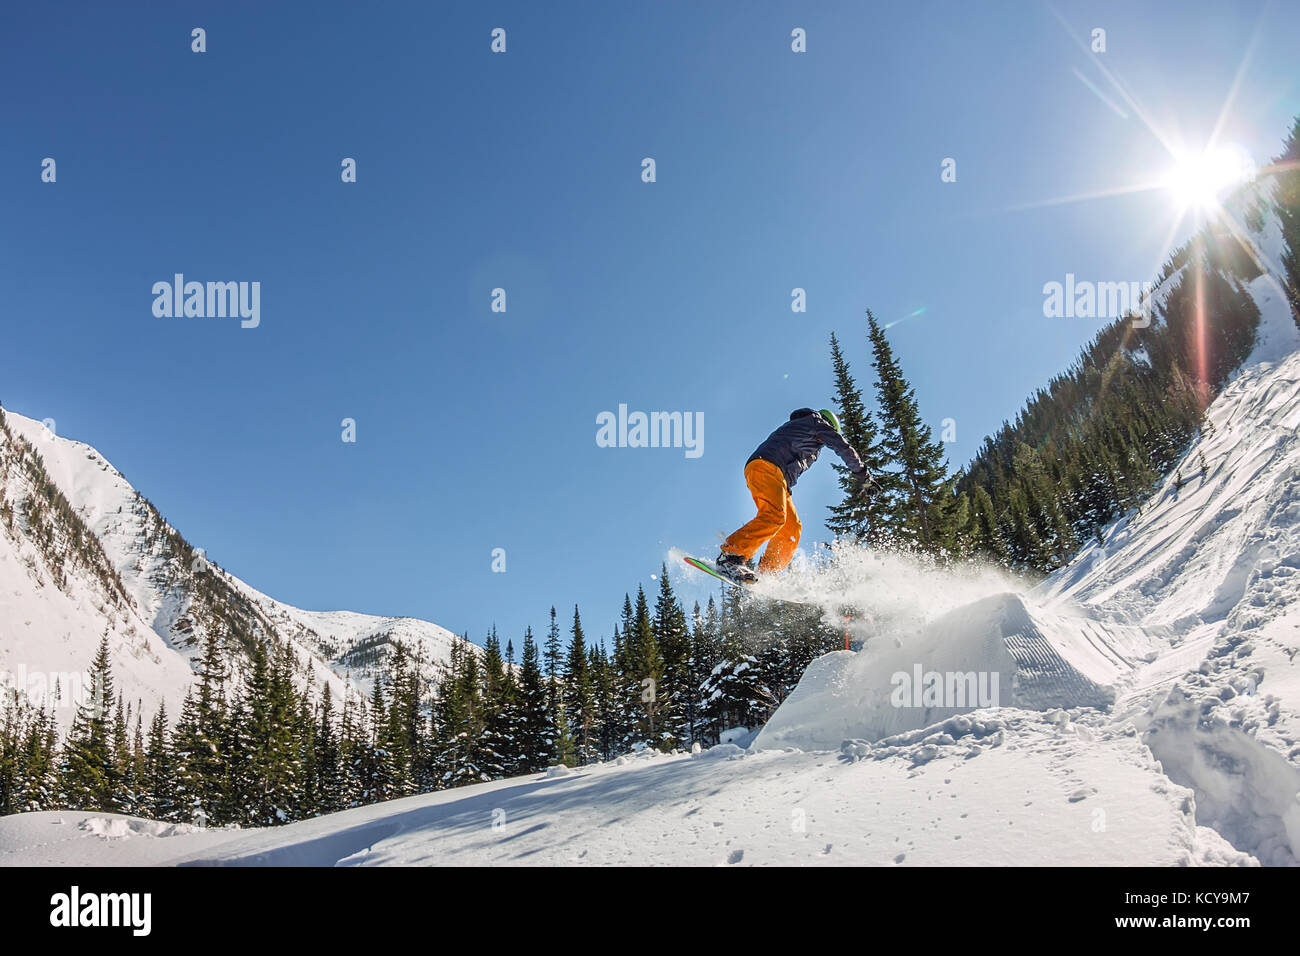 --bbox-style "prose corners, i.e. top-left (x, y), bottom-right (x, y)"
top-left (716, 550), bottom-right (758, 584)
